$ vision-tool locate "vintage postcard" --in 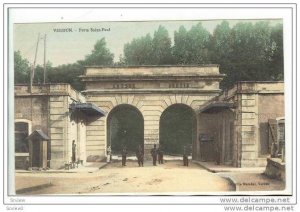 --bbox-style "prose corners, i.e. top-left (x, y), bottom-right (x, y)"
top-left (2, 3), bottom-right (297, 210)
